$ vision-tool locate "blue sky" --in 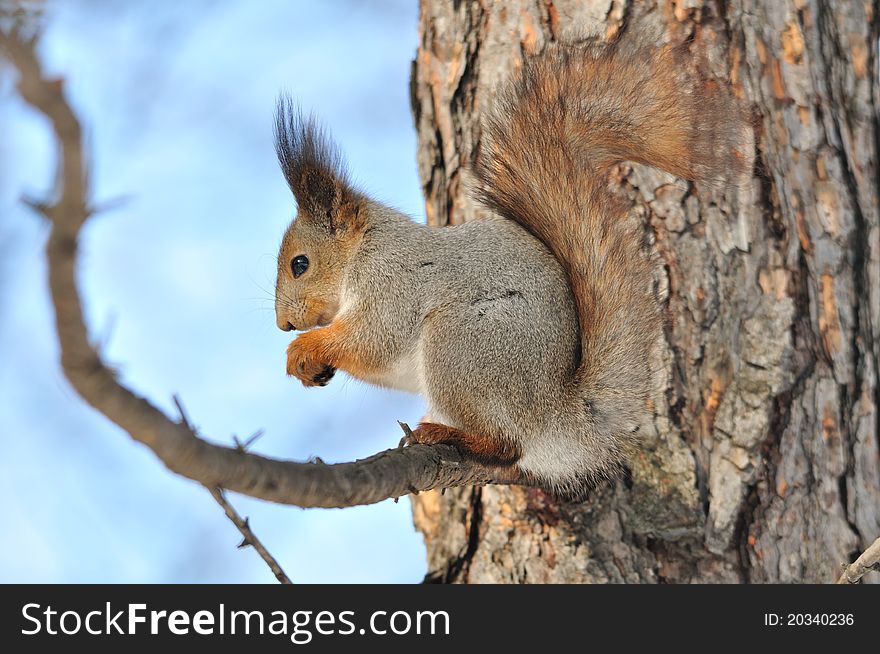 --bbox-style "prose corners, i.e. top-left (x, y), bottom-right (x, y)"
top-left (0, 0), bottom-right (431, 582)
